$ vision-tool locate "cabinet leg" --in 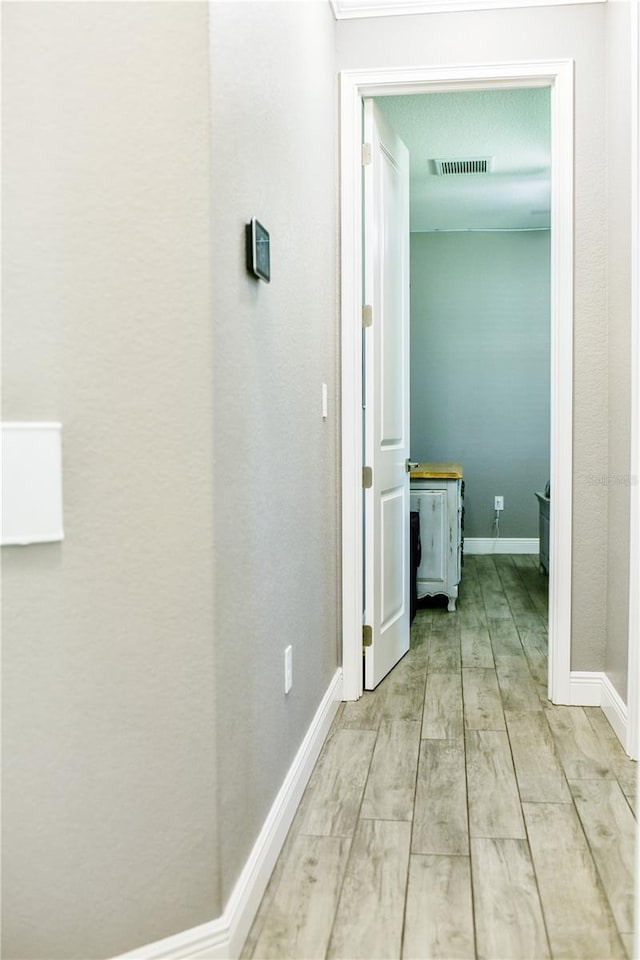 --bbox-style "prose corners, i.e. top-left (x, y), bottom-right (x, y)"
top-left (447, 597), bottom-right (456, 612)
